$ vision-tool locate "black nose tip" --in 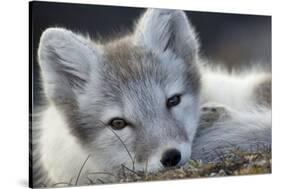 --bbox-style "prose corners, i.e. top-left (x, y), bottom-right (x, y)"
top-left (160, 149), bottom-right (181, 167)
